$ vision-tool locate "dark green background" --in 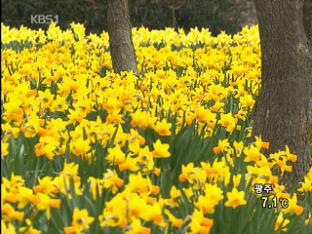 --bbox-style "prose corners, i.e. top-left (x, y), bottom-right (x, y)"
top-left (1, 0), bottom-right (256, 35)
